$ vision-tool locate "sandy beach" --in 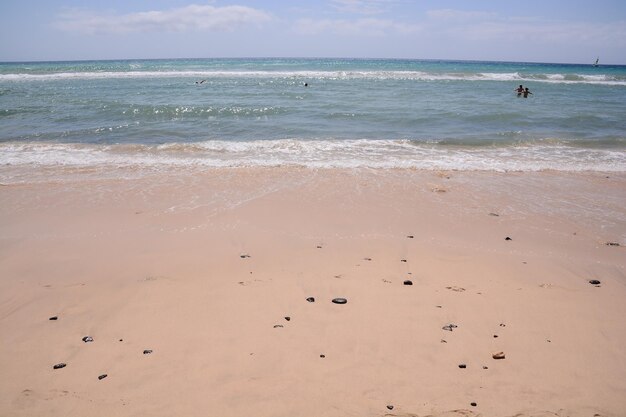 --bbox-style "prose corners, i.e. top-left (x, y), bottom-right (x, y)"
top-left (0, 167), bottom-right (625, 417)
